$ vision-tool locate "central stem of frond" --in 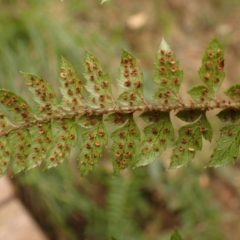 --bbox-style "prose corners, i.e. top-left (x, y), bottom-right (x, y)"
top-left (1, 99), bottom-right (239, 138)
